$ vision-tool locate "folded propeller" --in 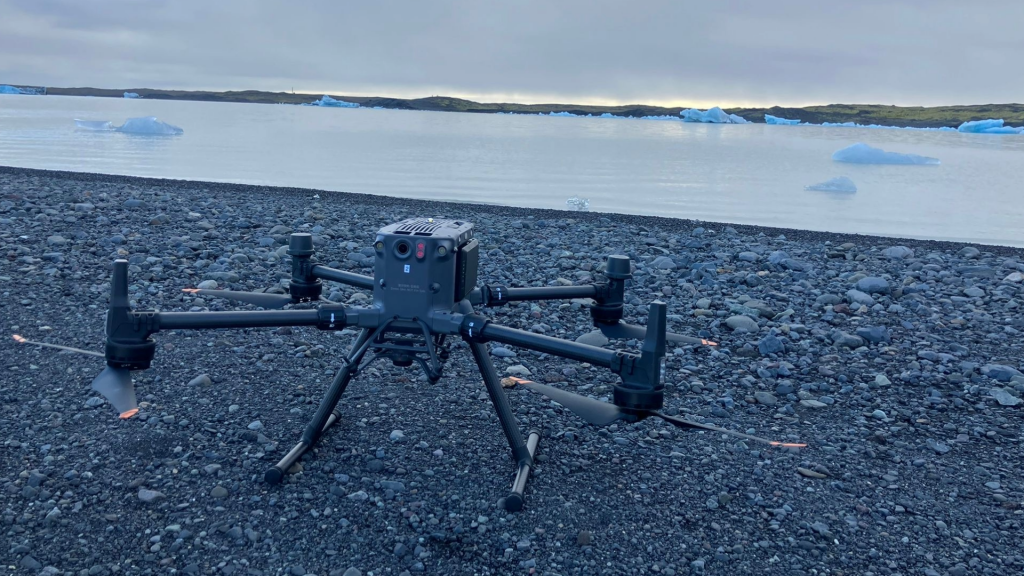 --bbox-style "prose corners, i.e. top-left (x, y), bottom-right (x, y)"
top-left (515, 379), bottom-right (805, 448)
top-left (182, 288), bottom-right (293, 309)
